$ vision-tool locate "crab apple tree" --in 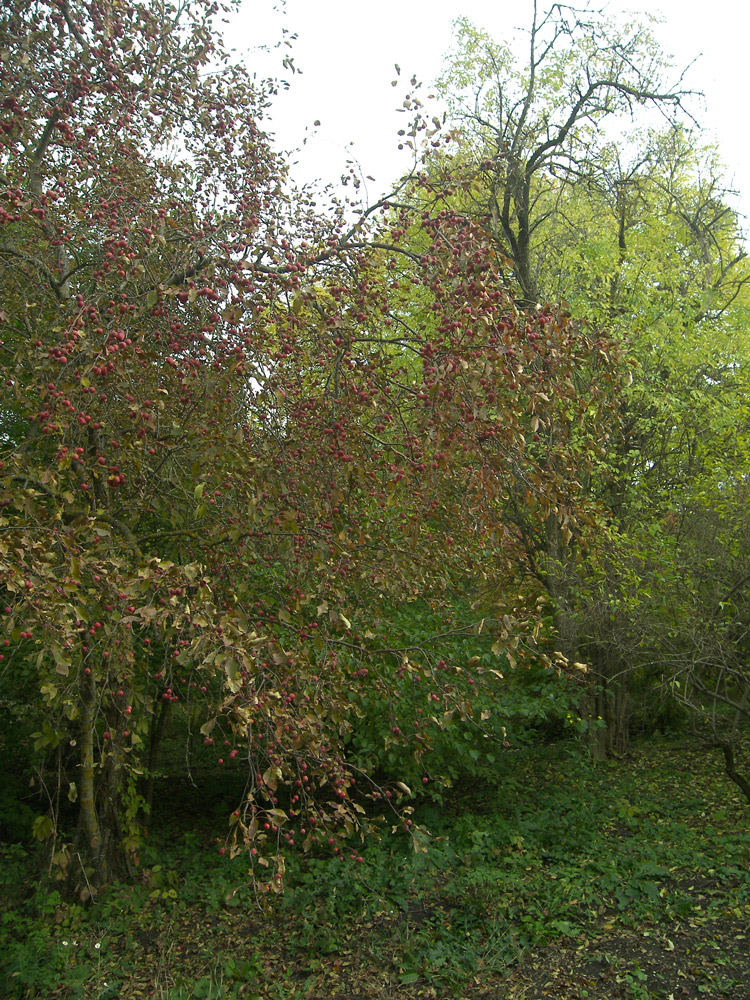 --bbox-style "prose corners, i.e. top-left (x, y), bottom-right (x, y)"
top-left (0, 0), bottom-right (620, 886)
top-left (0, 0), bottom-right (310, 884)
